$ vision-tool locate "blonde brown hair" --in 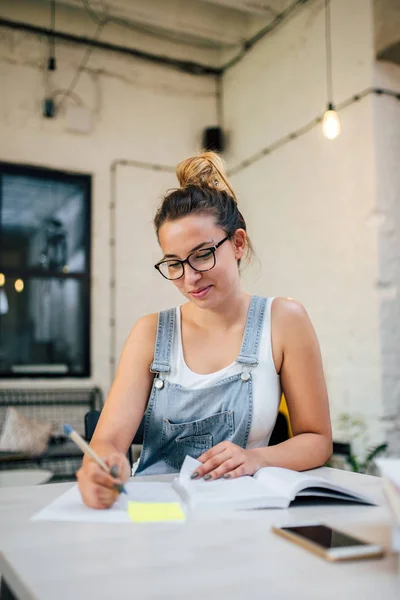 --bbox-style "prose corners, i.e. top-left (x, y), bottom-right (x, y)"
top-left (154, 151), bottom-right (253, 264)
top-left (176, 152), bottom-right (238, 201)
